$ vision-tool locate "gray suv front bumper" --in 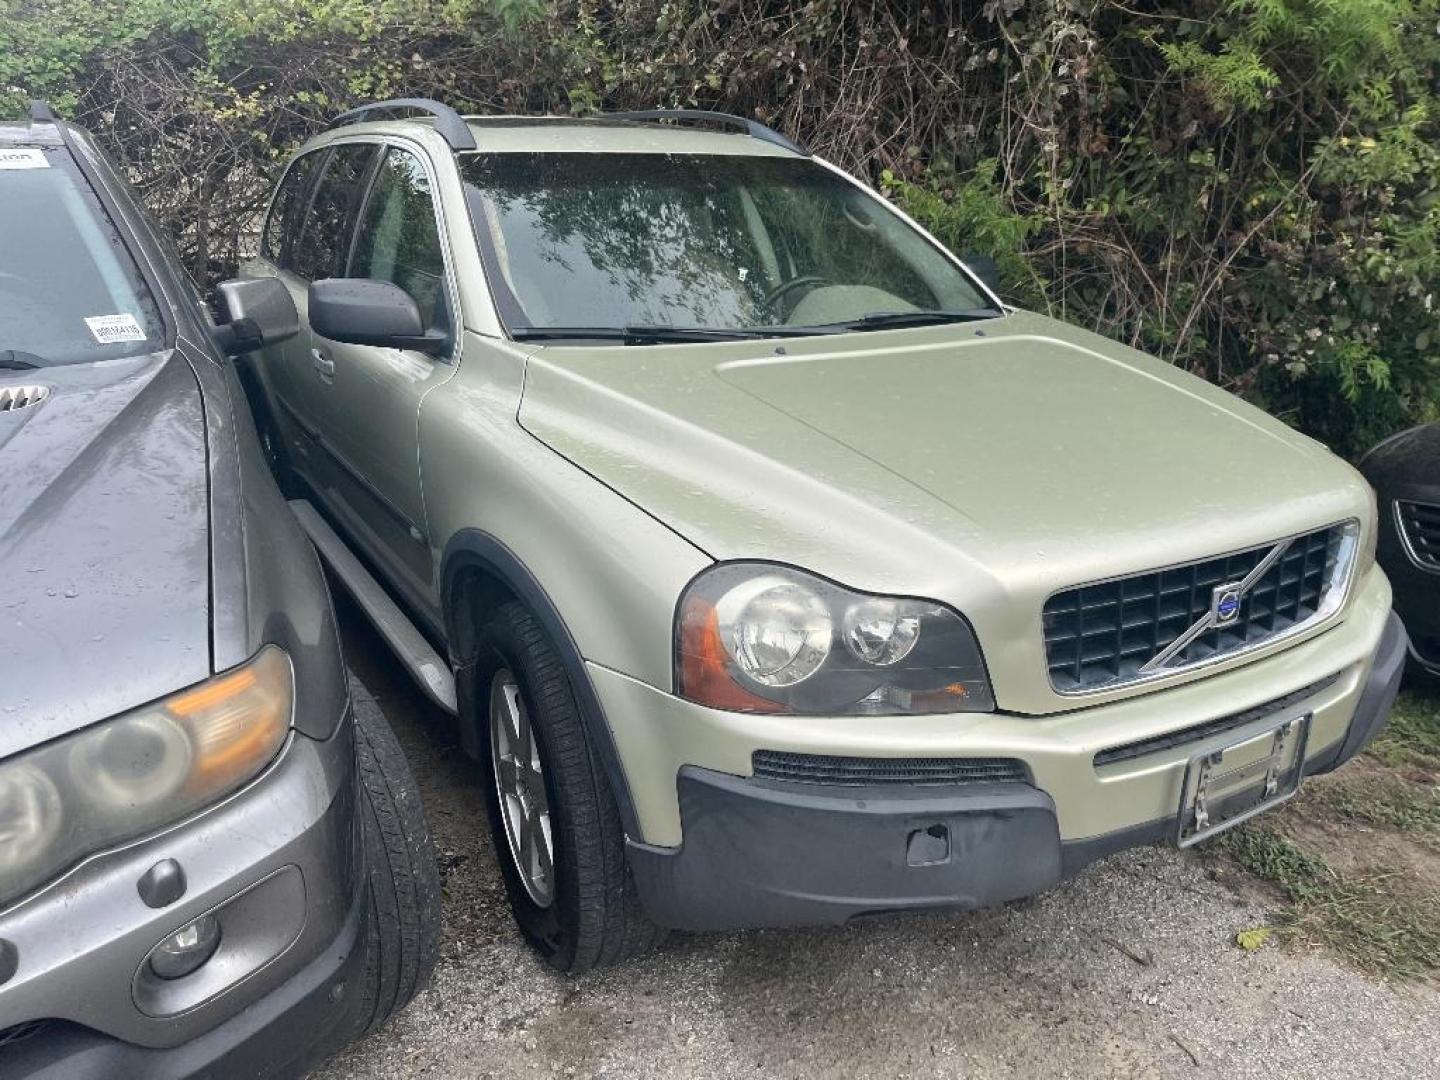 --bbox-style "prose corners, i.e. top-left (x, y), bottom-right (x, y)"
top-left (0, 713), bottom-right (365, 1079)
